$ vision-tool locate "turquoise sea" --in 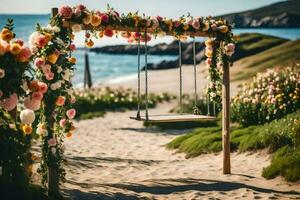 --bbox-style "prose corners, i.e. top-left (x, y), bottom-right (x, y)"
top-left (1, 14), bottom-right (300, 86)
